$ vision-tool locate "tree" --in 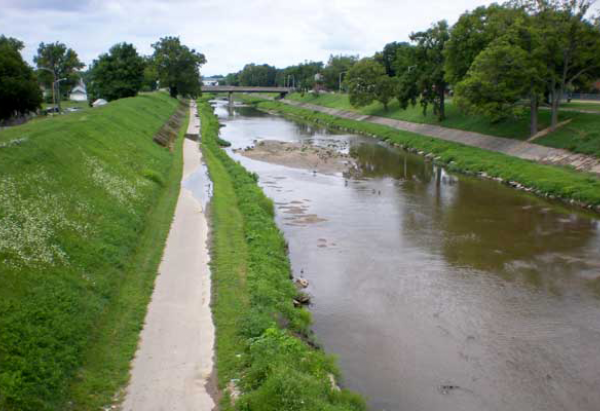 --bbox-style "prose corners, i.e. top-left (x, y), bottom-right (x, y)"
top-left (454, 39), bottom-right (540, 122)
top-left (444, 4), bottom-right (521, 85)
top-left (238, 63), bottom-right (277, 86)
top-left (88, 43), bottom-right (145, 101)
top-left (0, 36), bottom-right (43, 121)
top-left (453, 10), bottom-right (548, 136)
top-left (409, 20), bottom-right (450, 121)
top-left (375, 42), bottom-right (410, 77)
top-left (322, 54), bottom-right (358, 90)
top-left (33, 41), bottom-right (84, 110)
top-left (532, 0), bottom-right (600, 129)
top-left (152, 36), bottom-right (206, 98)
top-left (346, 58), bottom-right (394, 109)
